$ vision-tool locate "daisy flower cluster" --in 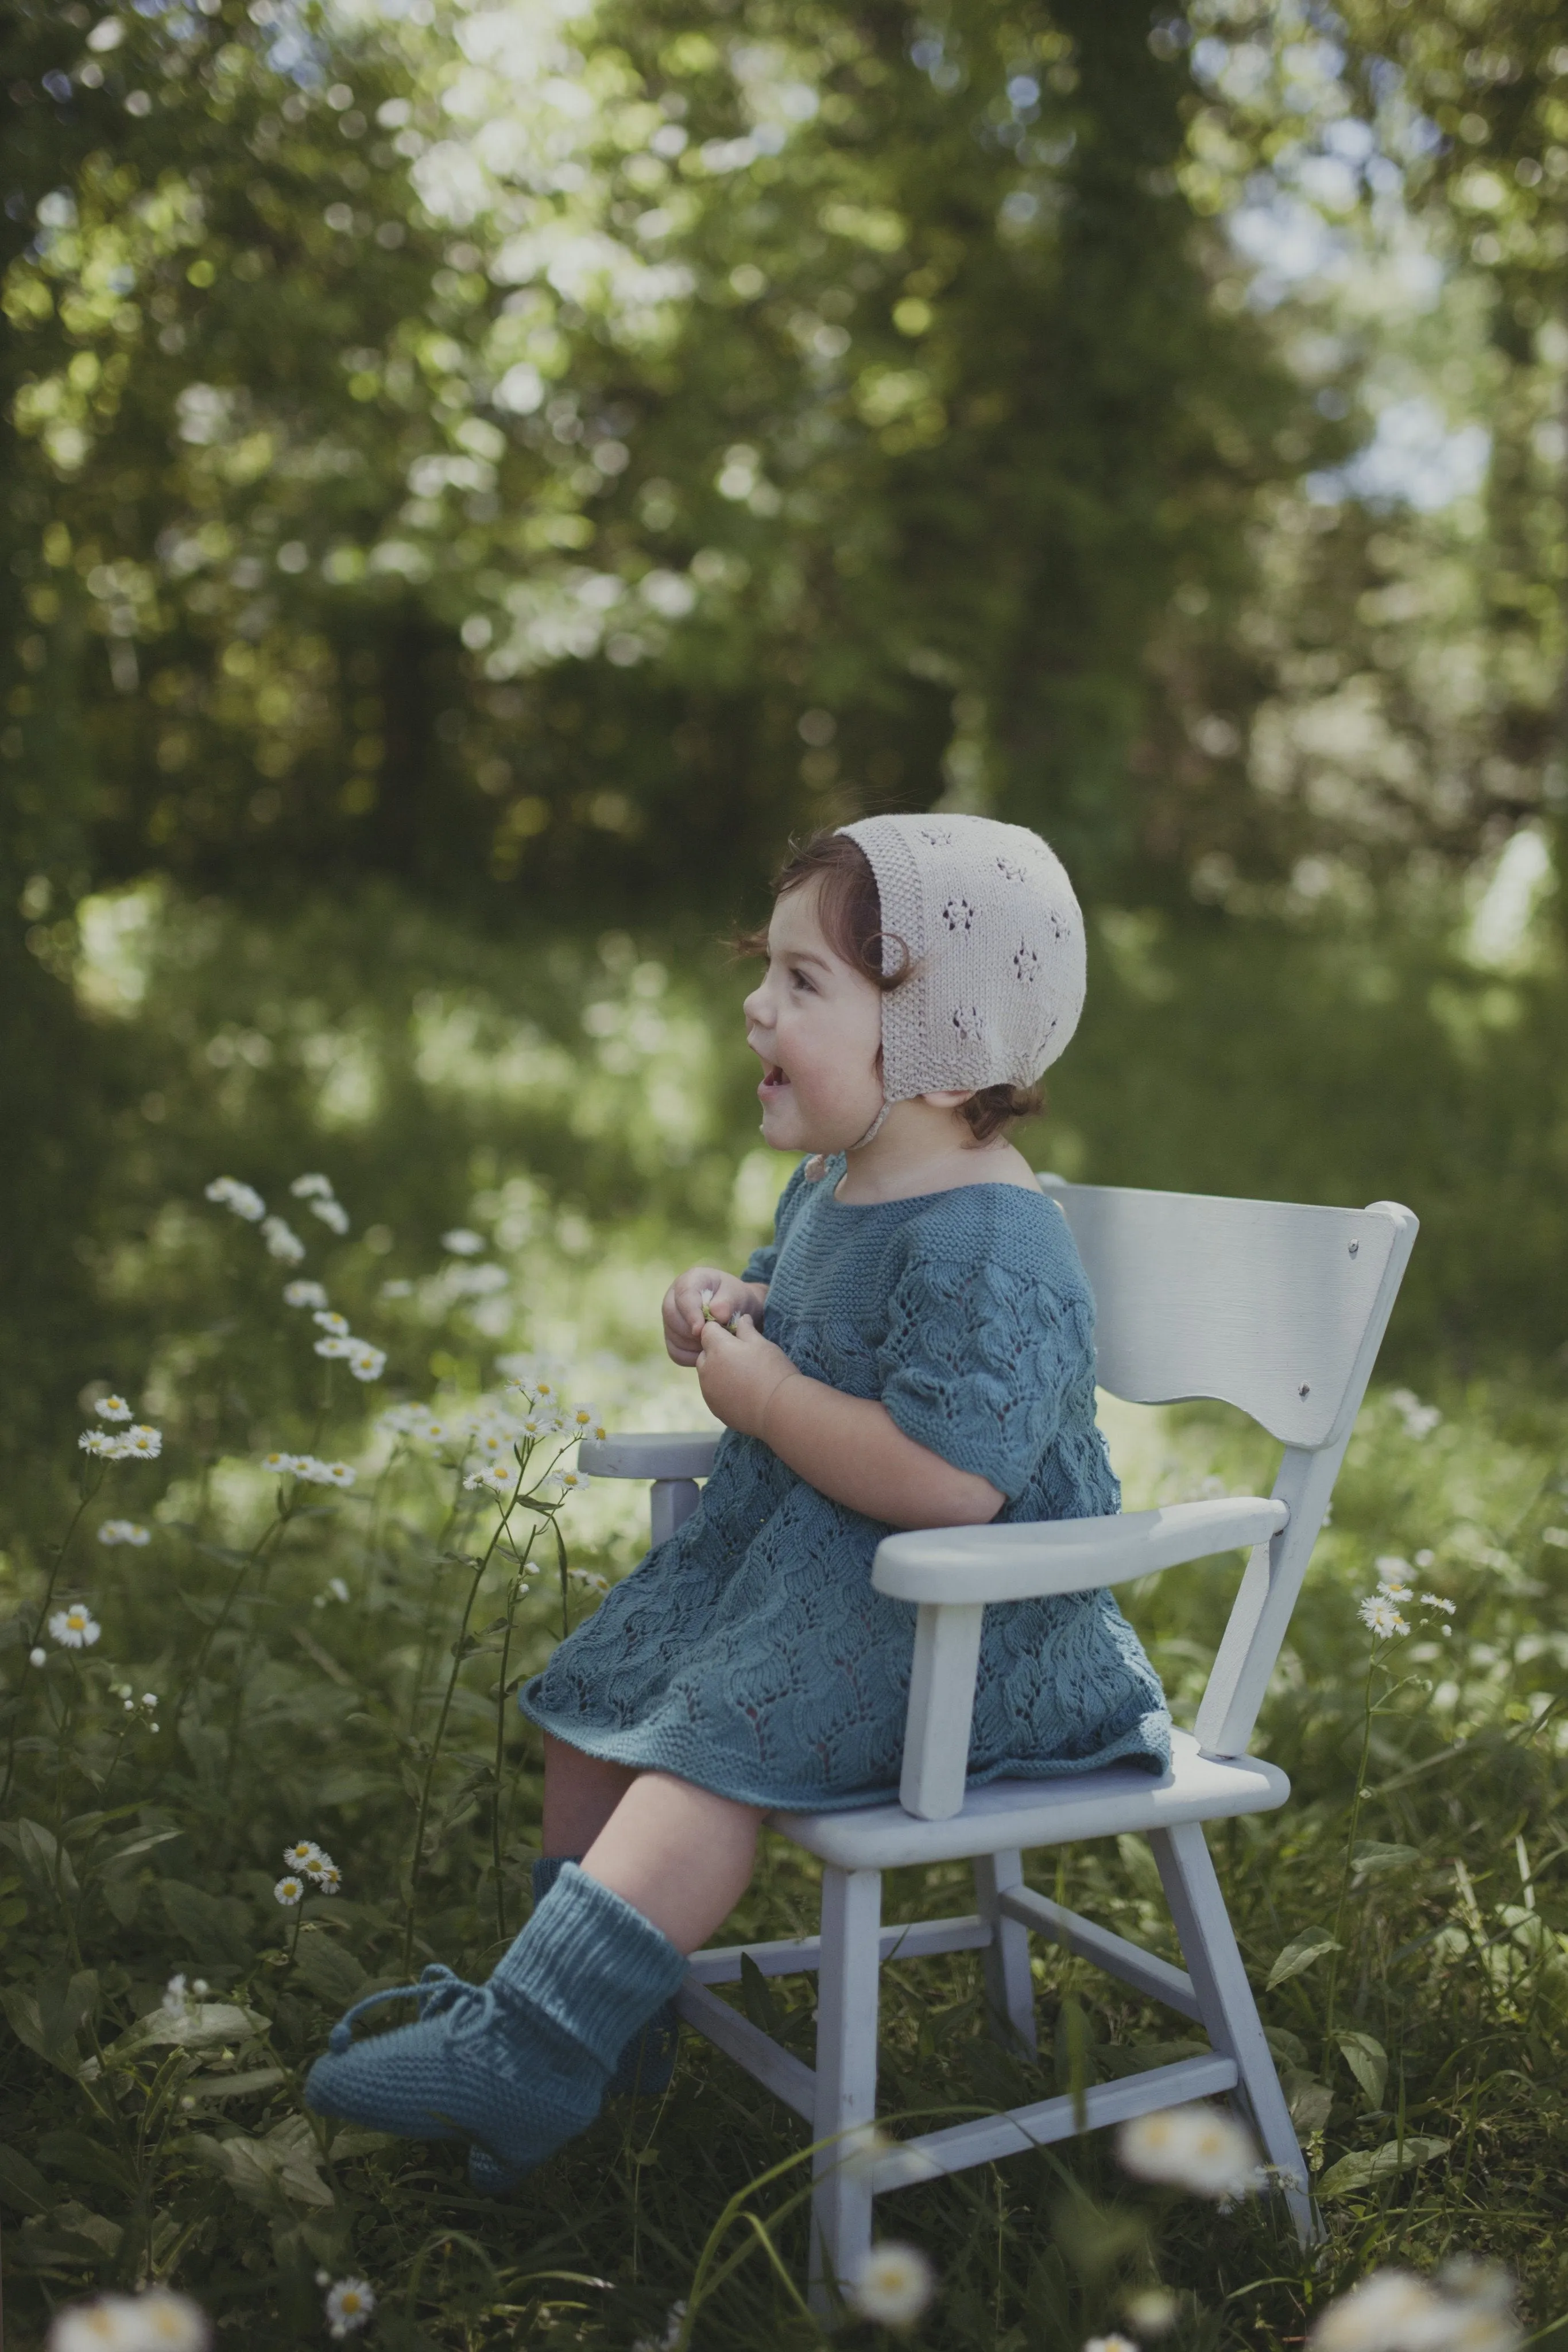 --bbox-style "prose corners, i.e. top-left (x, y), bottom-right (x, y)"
top-left (293, 1171), bottom-right (350, 1234)
top-left (262, 1450), bottom-right (358, 1488)
top-left (98, 1518), bottom-right (151, 1548)
top-left (47, 2288), bottom-right (211, 2351)
top-left (1358, 1553), bottom-right (1457, 1643)
top-left (1116, 2103), bottom-right (1263, 2202)
top-left (79, 1393), bottom-right (164, 1463)
top-left (276, 1838), bottom-right (343, 1902)
top-left (111, 1681), bottom-right (160, 1730)
top-left (307, 1306), bottom-right (387, 1383)
top-left (319, 2274), bottom-right (375, 2339)
top-left (1311, 2259), bottom-right (1518, 2352)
